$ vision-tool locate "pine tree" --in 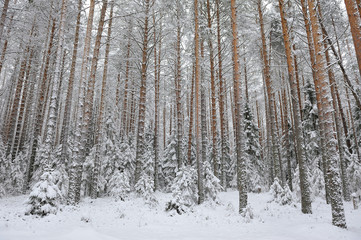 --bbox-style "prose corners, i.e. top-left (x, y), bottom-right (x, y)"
top-left (308, 0), bottom-right (346, 228)
top-left (278, 0), bottom-right (312, 213)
